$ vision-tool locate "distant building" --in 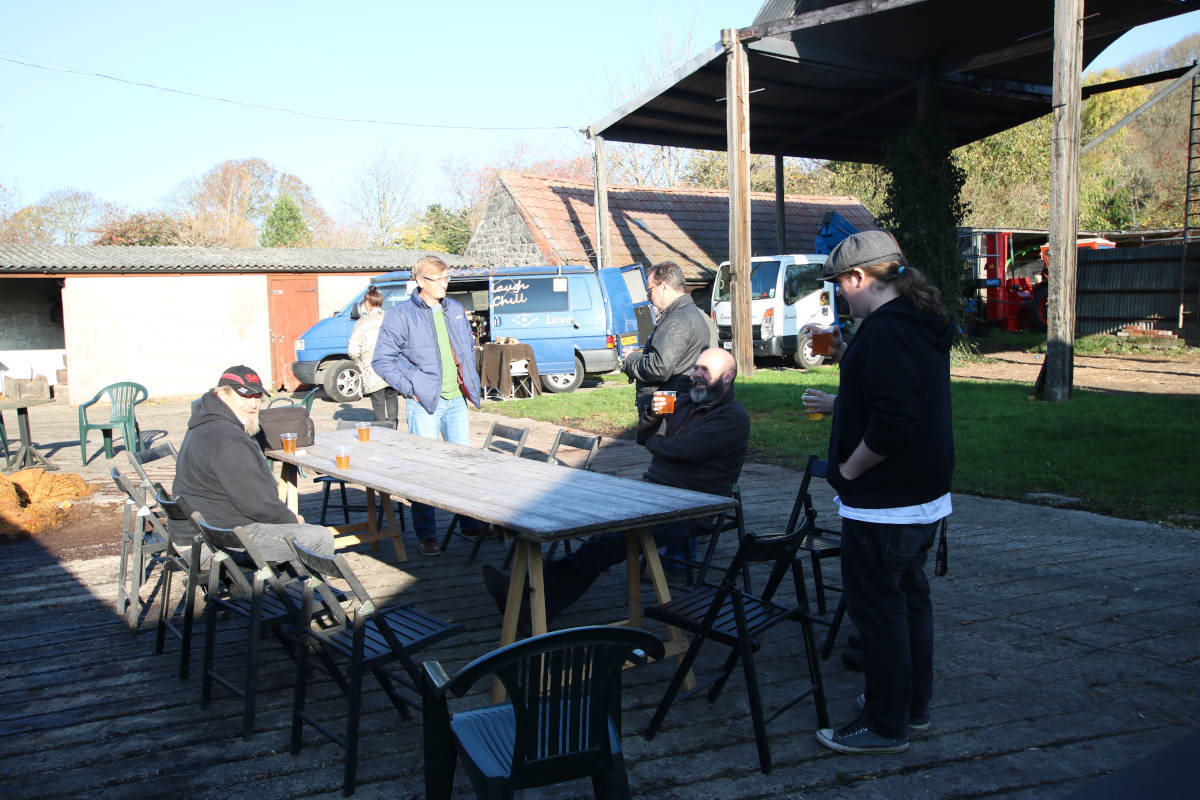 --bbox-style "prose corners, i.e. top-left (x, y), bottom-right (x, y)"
top-left (0, 246), bottom-right (464, 402)
top-left (465, 170), bottom-right (879, 287)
